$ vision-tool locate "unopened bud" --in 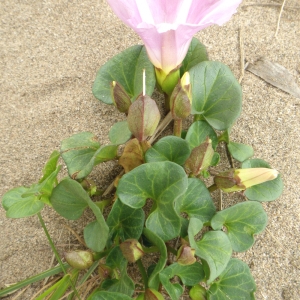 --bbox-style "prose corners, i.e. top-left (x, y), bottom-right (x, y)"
top-left (214, 168), bottom-right (279, 192)
top-left (127, 95), bottom-right (161, 141)
top-left (189, 284), bottom-right (207, 300)
top-left (98, 263), bottom-right (113, 280)
top-left (120, 239), bottom-right (144, 263)
top-left (170, 72), bottom-right (192, 120)
top-left (64, 250), bottom-right (93, 270)
top-left (145, 288), bottom-right (164, 300)
top-left (176, 245), bottom-right (196, 266)
top-left (111, 81), bottom-right (131, 113)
